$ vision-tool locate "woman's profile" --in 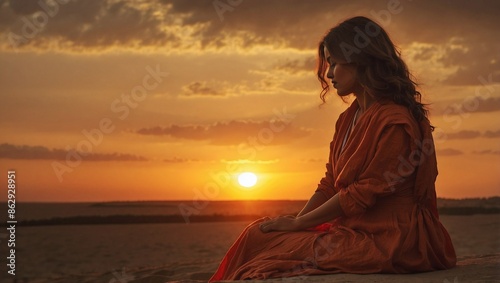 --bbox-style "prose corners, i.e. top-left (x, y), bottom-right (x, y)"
top-left (210, 16), bottom-right (457, 281)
